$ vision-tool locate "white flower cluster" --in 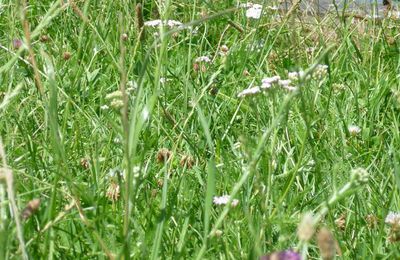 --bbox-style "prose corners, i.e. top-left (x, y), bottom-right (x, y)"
top-left (237, 74), bottom-right (297, 98)
top-left (213, 195), bottom-right (239, 207)
top-left (144, 19), bottom-right (183, 28)
top-left (386, 212), bottom-right (400, 227)
top-left (239, 3), bottom-right (263, 19)
top-left (313, 64), bottom-right (328, 80)
top-left (195, 56), bottom-right (211, 63)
